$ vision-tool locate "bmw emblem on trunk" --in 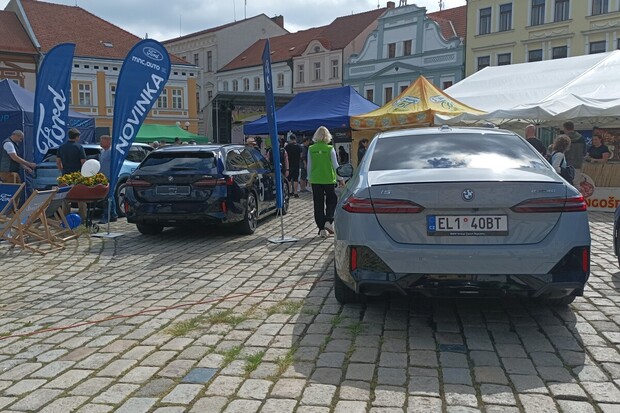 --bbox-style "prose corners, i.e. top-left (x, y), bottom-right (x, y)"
top-left (168, 176), bottom-right (174, 182)
top-left (462, 189), bottom-right (474, 201)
